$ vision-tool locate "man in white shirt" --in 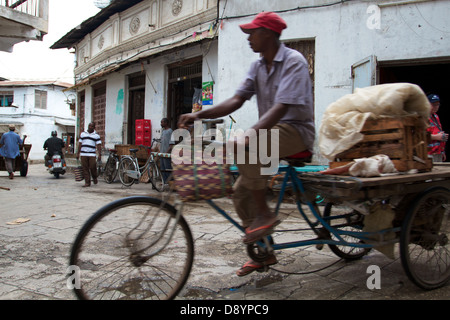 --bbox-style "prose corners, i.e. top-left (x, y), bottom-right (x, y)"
top-left (76, 122), bottom-right (102, 187)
